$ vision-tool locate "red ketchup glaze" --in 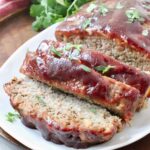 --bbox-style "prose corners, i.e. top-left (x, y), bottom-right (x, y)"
top-left (21, 50), bottom-right (139, 105)
top-left (78, 50), bottom-right (150, 96)
top-left (37, 40), bottom-right (150, 97)
top-left (23, 52), bottom-right (110, 101)
top-left (56, 0), bottom-right (150, 57)
top-left (21, 115), bottom-right (110, 148)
